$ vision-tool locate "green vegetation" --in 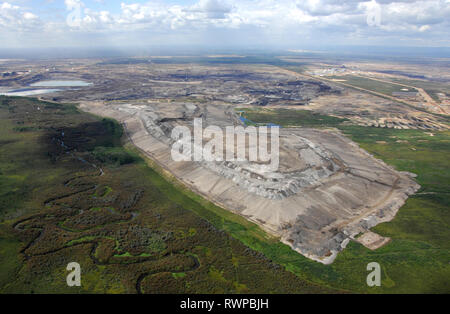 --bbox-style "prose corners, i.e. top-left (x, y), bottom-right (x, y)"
top-left (0, 237), bottom-right (22, 289)
top-left (92, 146), bottom-right (137, 166)
top-left (385, 77), bottom-right (449, 103)
top-left (172, 272), bottom-right (186, 279)
top-left (329, 75), bottom-right (419, 96)
top-left (1, 96), bottom-right (447, 294)
top-left (0, 96), bottom-right (333, 294)
top-left (209, 266), bottom-right (227, 283)
top-left (66, 236), bottom-right (100, 246)
top-left (238, 107), bottom-right (347, 128)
